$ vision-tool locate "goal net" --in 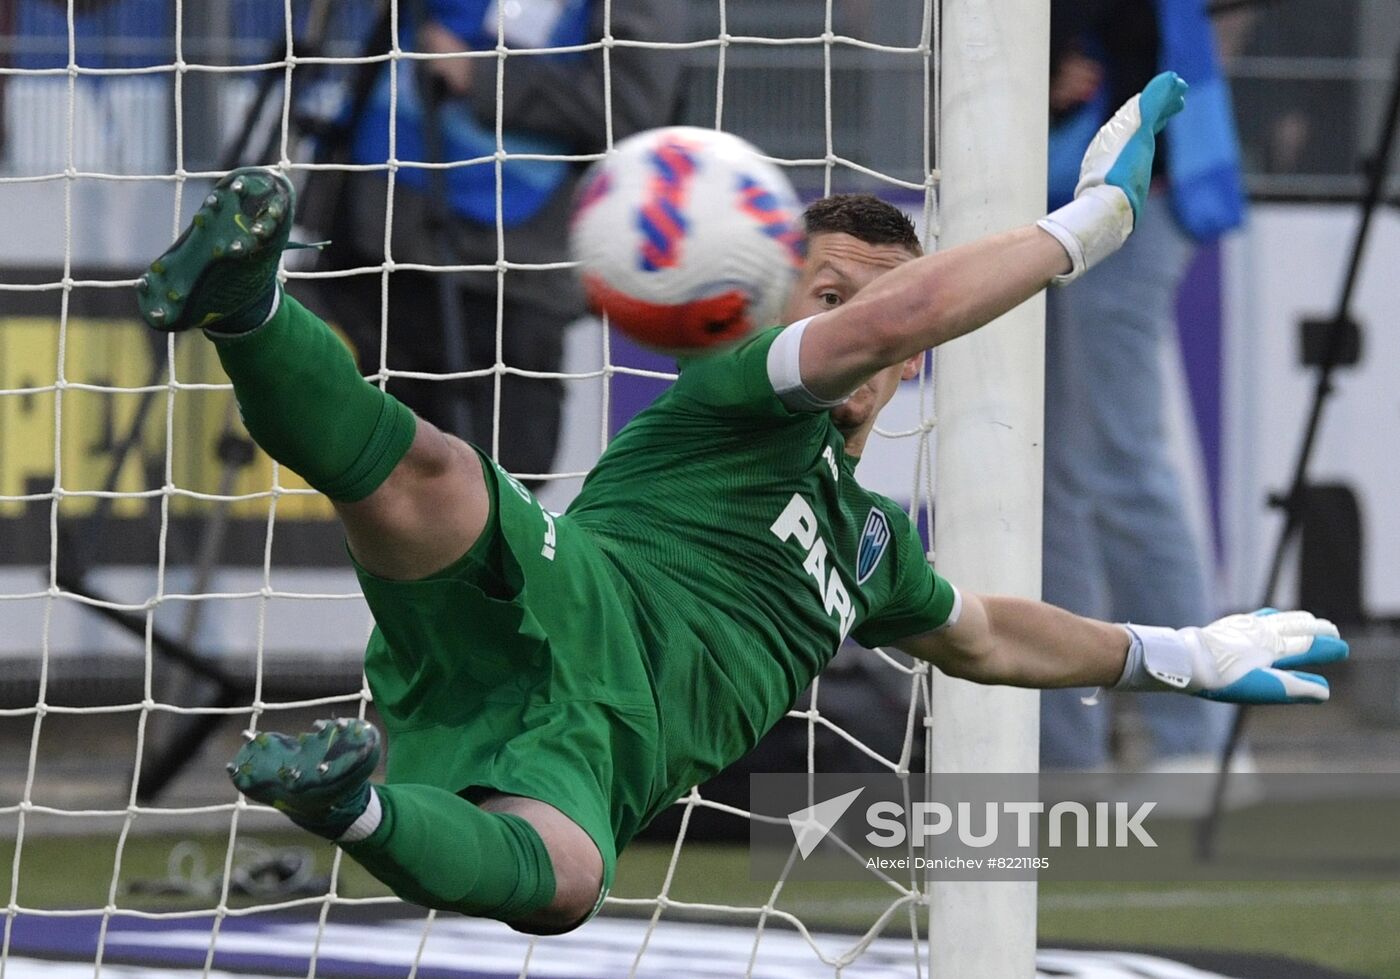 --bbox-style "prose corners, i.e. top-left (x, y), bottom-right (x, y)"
top-left (0, 1), bottom-right (1042, 975)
